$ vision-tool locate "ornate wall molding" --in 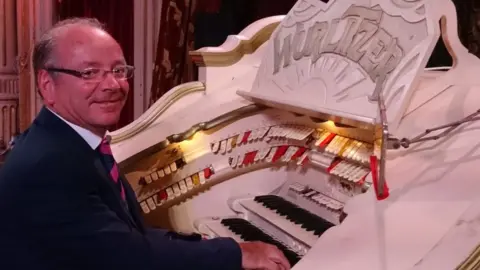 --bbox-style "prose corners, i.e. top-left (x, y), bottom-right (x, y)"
top-left (0, 0), bottom-right (20, 154)
top-left (0, 0), bottom-right (53, 160)
top-left (16, 0), bottom-right (32, 132)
